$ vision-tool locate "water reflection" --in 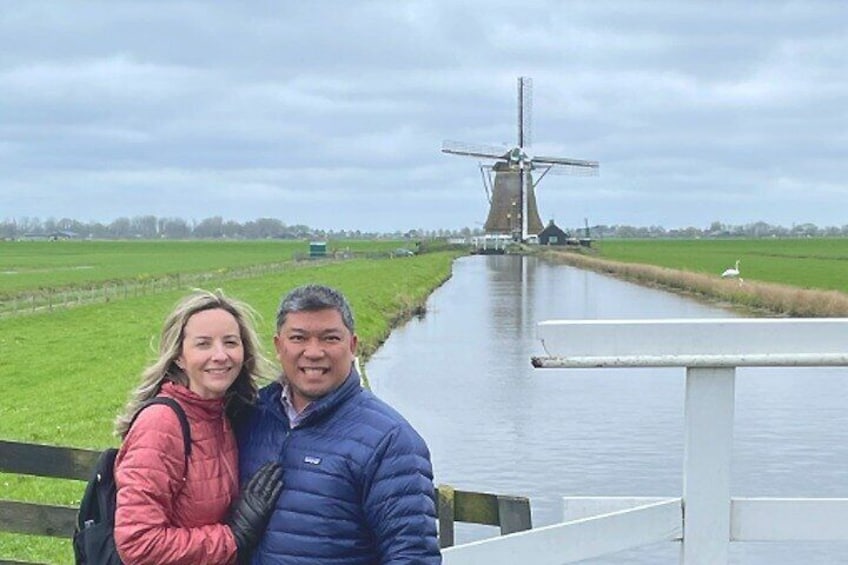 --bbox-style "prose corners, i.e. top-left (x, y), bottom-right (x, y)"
top-left (366, 255), bottom-right (848, 564)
